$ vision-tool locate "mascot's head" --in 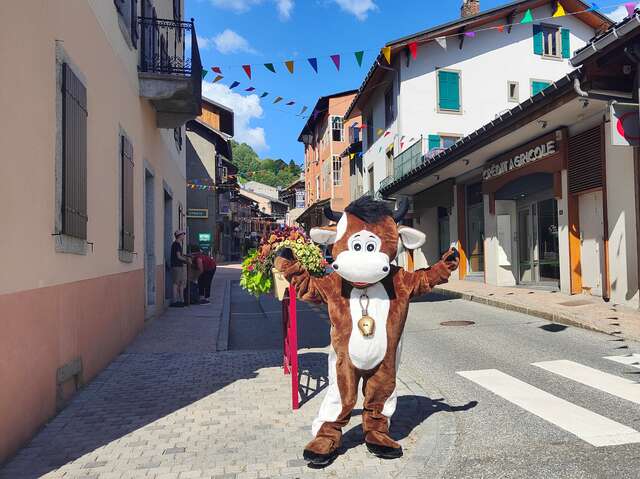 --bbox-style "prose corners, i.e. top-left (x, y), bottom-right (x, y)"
top-left (310, 196), bottom-right (426, 287)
